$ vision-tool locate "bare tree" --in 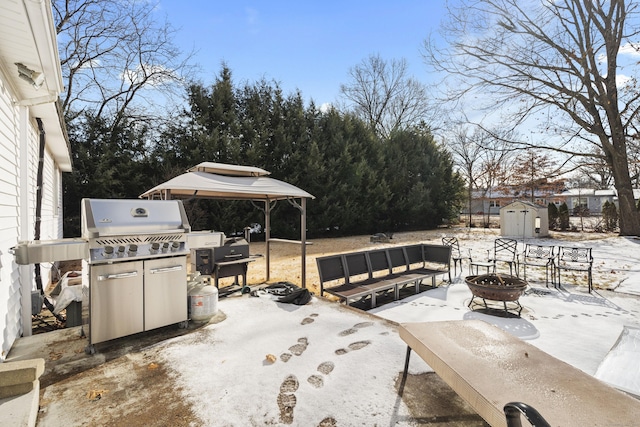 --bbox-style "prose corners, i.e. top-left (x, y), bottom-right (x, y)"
top-left (449, 126), bottom-right (485, 226)
top-left (53, 0), bottom-right (195, 128)
top-left (576, 148), bottom-right (616, 189)
top-left (424, 0), bottom-right (640, 235)
top-left (340, 54), bottom-right (435, 139)
top-left (511, 151), bottom-right (557, 202)
top-left (448, 126), bottom-right (514, 226)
